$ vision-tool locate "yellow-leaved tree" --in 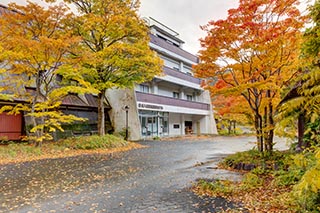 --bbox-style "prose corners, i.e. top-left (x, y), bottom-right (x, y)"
top-left (277, 0), bottom-right (320, 150)
top-left (63, 0), bottom-right (163, 135)
top-left (0, 2), bottom-right (97, 146)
